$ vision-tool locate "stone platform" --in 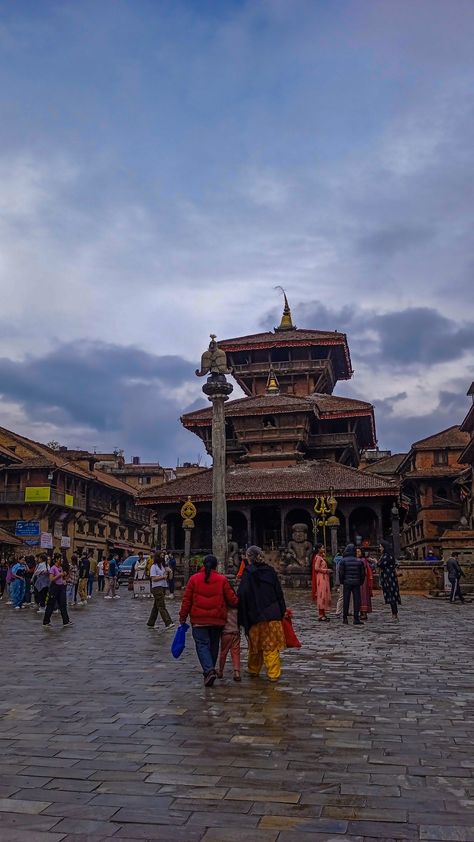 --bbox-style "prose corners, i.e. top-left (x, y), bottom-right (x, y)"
top-left (1, 591), bottom-right (474, 841)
